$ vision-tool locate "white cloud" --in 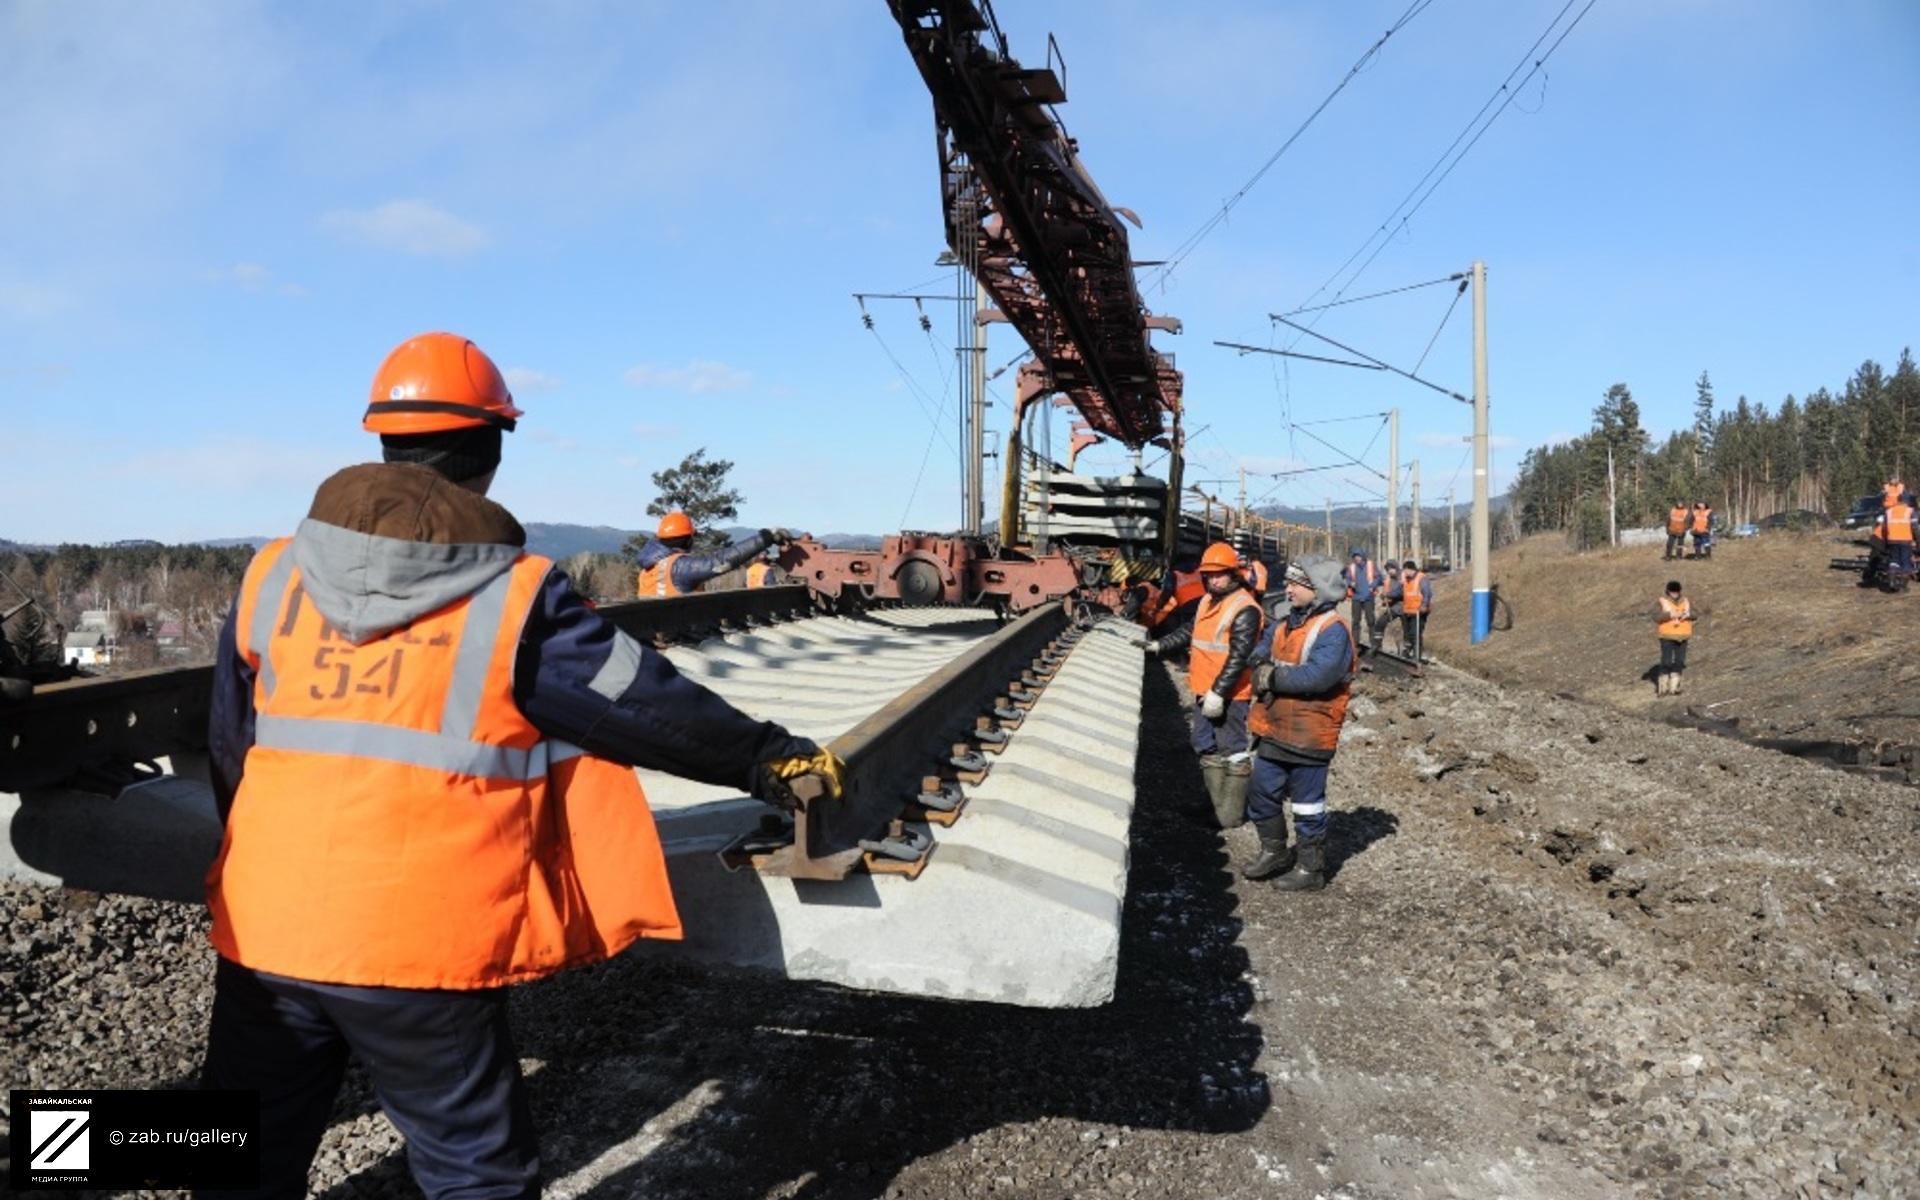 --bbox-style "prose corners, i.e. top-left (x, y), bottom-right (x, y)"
top-left (623, 360), bottom-right (751, 395)
top-left (504, 367), bottom-right (561, 394)
top-left (319, 199), bottom-right (490, 258)
top-left (0, 278), bottom-right (75, 318)
top-left (205, 261), bottom-right (306, 297)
